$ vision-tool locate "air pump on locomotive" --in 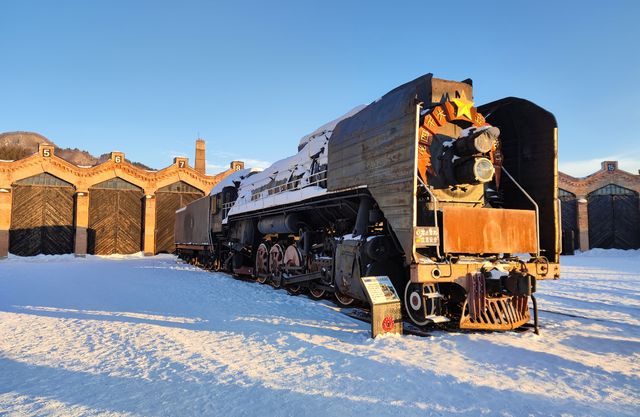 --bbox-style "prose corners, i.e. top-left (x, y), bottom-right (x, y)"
top-left (175, 73), bottom-right (560, 331)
